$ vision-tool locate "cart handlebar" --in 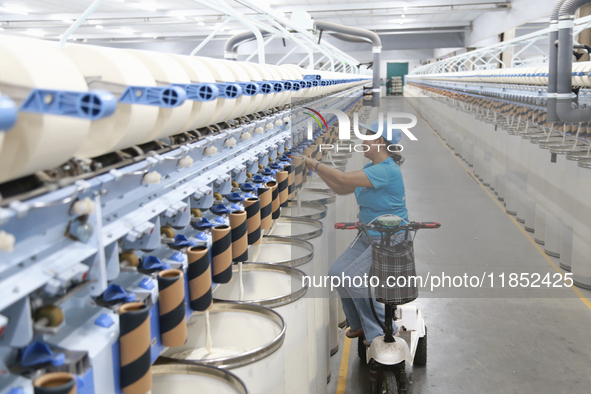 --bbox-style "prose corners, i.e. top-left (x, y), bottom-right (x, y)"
top-left (334, 221), bottom-right (441, 231)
